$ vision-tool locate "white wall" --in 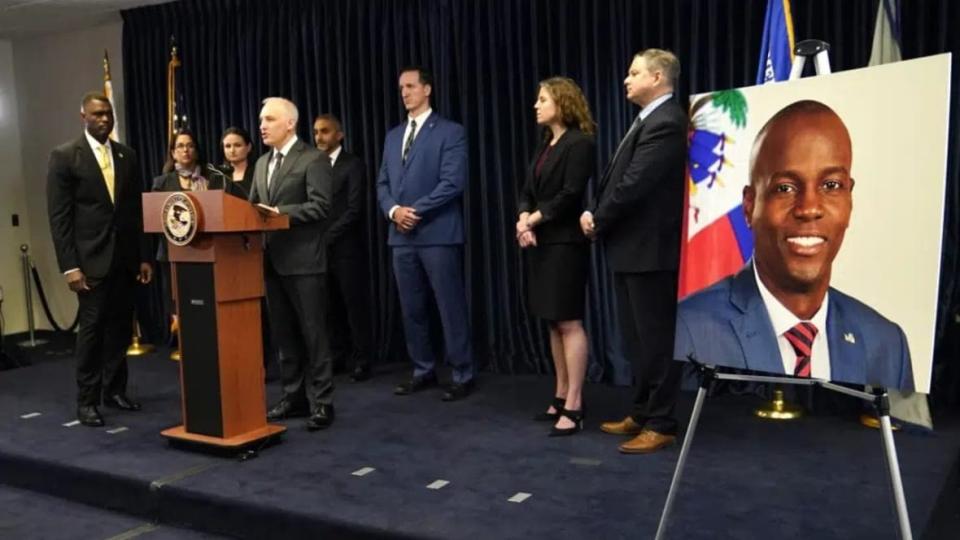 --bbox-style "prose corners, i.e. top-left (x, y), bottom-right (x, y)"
top-left (0, 40), bottom-right (32, 335)
top-left (8, 19), bottom-right (124, 334)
